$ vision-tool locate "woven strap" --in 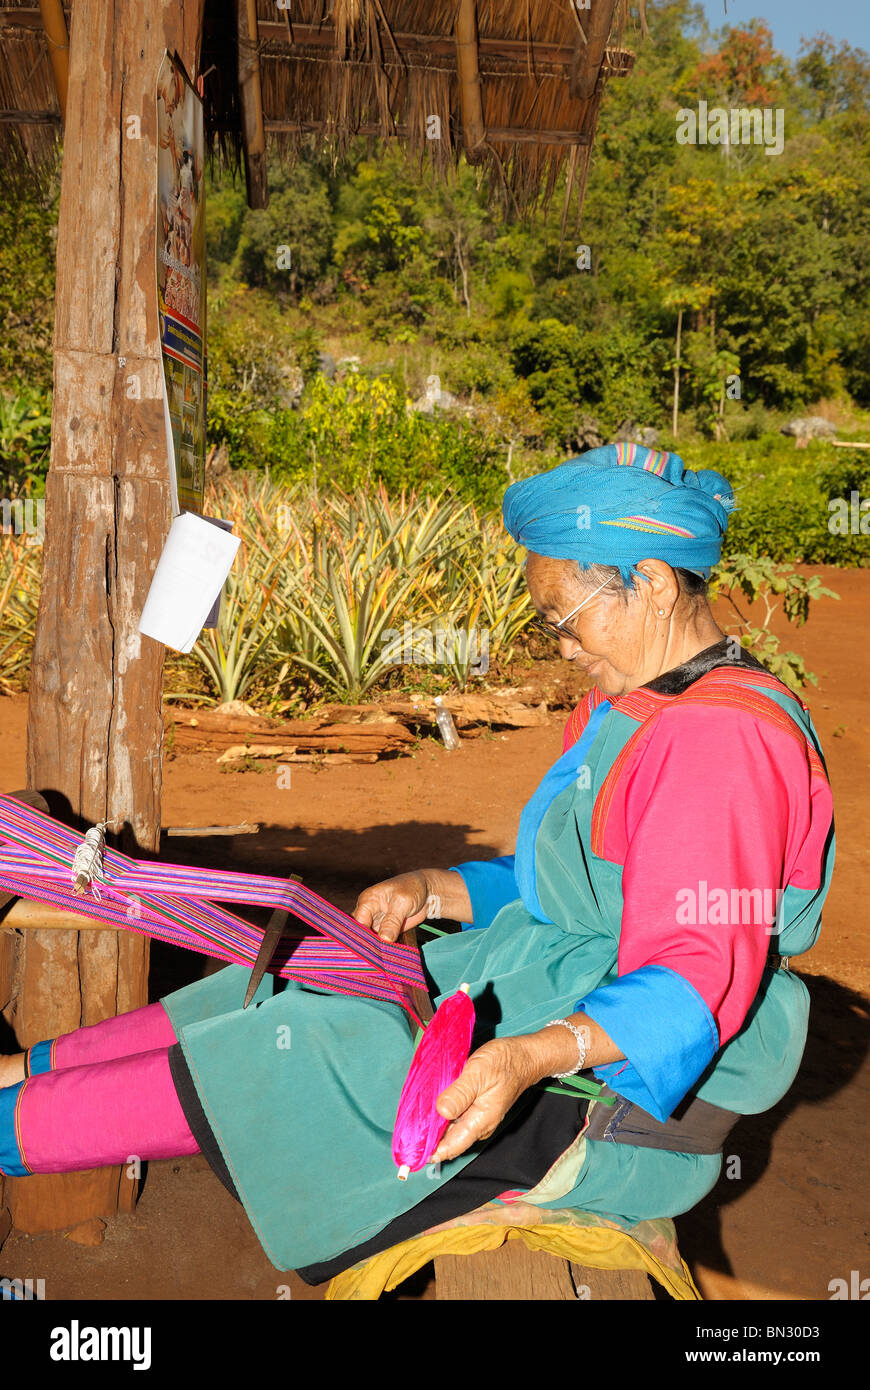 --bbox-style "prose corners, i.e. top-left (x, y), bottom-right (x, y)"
top-left (0, 794), bottom-right (426, 1025)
